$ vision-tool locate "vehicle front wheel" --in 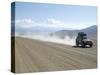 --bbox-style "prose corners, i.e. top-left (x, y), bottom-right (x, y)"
top-left (89, 44), bottom-right (92, 48)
